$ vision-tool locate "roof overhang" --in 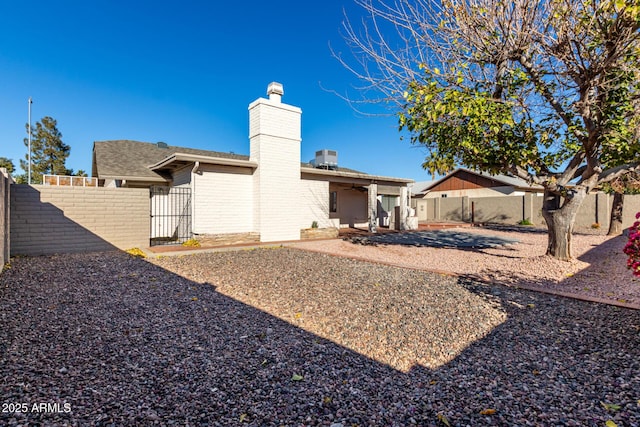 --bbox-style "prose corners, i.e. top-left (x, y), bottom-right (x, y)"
top-left (301, 166), bottom-right (413, 186)
top-left (423, 168), bottom-right (543, 193)
top-left (98, 174), bottom-right (168, 182)
top-left (149, 152), bottom-right (258, 172)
